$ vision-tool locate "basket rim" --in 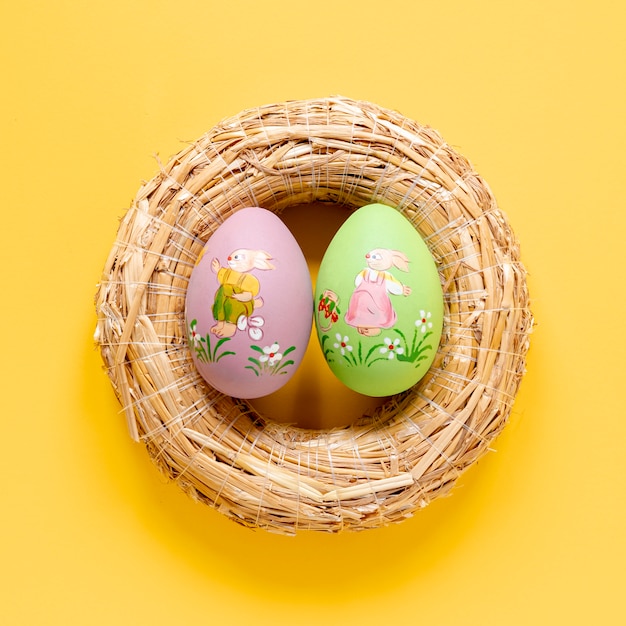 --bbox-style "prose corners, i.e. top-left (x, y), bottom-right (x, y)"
top-left (95, 96), bottom-right (532, 534)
